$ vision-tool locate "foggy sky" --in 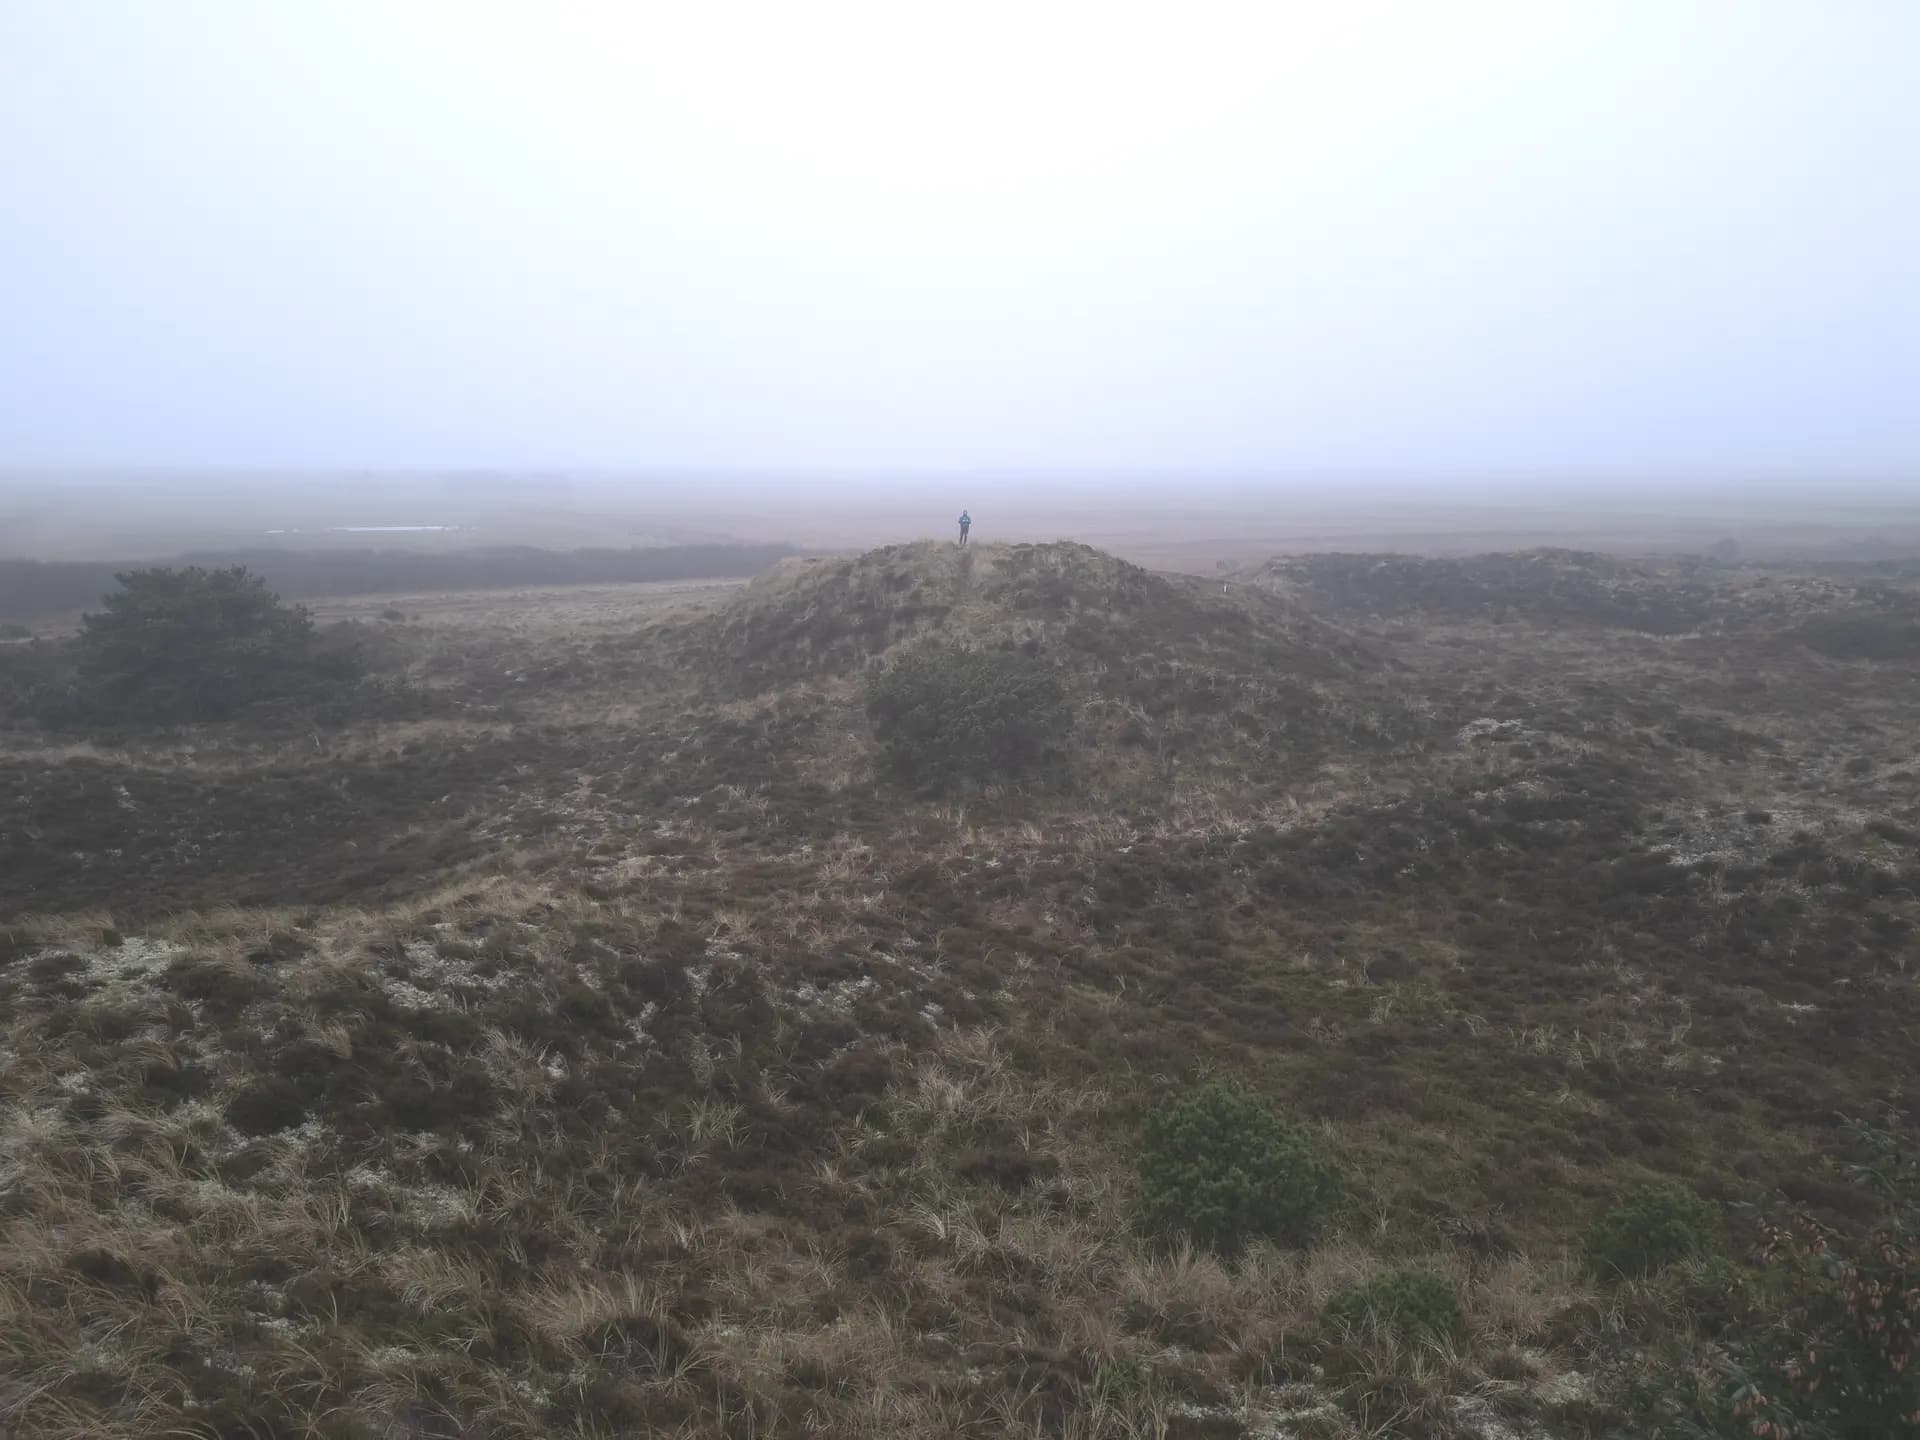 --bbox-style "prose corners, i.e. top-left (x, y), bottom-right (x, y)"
top-left (2, 2), bottom-right (1916, 473)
